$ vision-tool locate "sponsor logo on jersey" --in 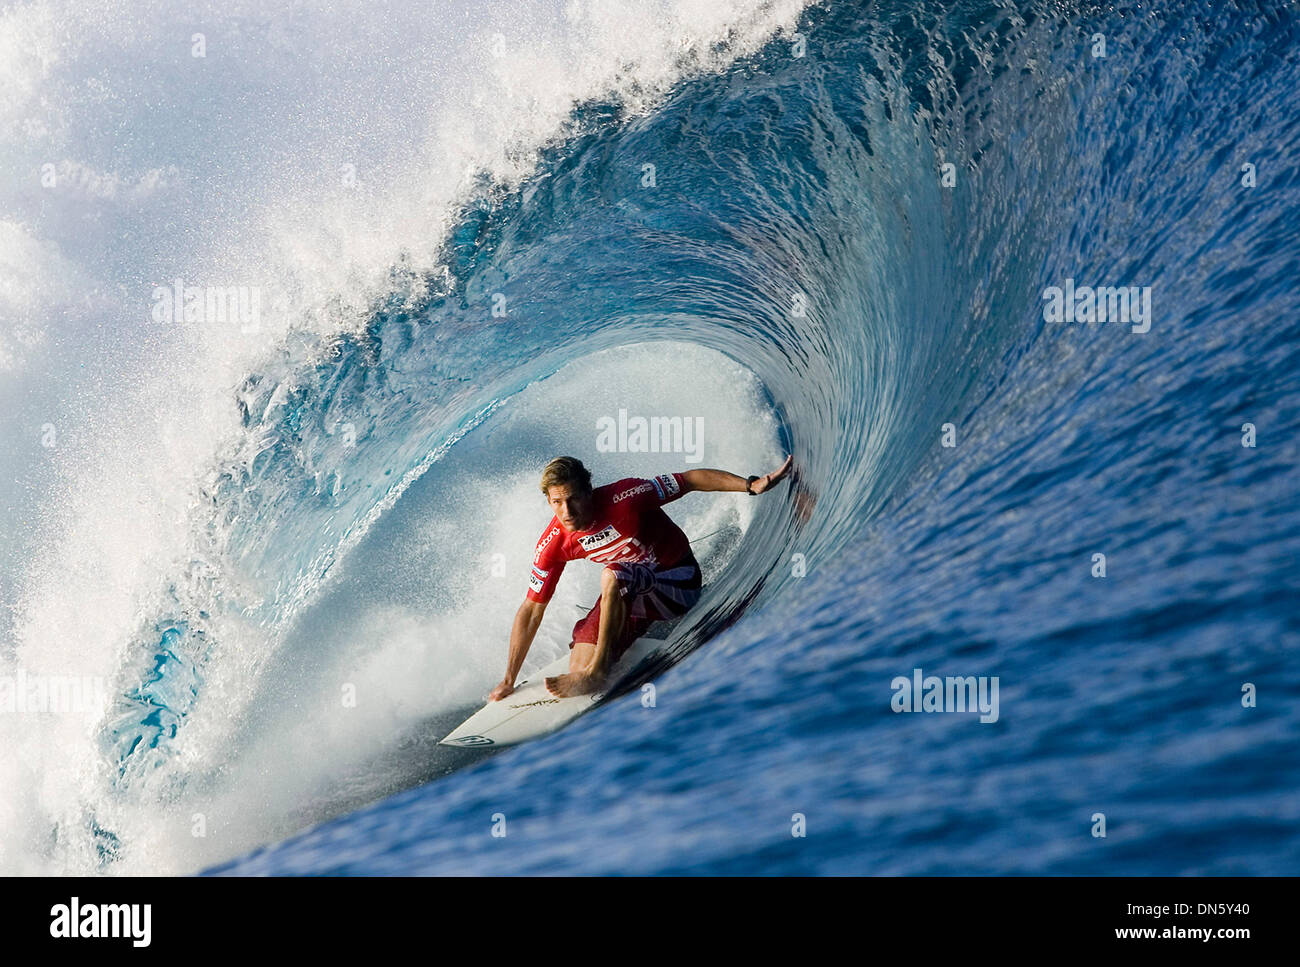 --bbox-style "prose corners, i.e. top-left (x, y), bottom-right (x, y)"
top-left (589, 537), bottom-right (650, 565)
top-left (652, 473), bottom-right (680, 500)
top-left (534, 525), bottom-right (561, 563)
top-left (612, 481), bottom-right (653, 503)
top-left (578, 524), bottom-right (621, 551)
top-left (528, 568), bottom-right (546, 593)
